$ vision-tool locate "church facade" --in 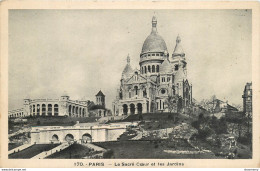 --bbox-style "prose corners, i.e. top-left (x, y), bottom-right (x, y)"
top-left (112, 16), bottom-right (192, 116)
